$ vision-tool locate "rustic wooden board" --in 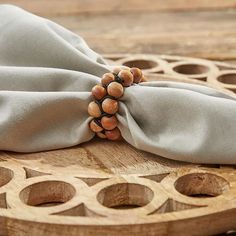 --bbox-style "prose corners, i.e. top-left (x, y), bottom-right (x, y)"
top-left (0, 54), bottom-right (236, 236)
top-left (49, 10), bottom-right (236, 60)
top-left (1, 0), bottom-right (236, 15)
top-left (1, 2), bottom-right (236, 60)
